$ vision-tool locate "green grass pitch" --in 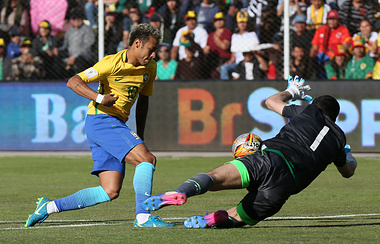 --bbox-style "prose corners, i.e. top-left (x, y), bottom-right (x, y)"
top-left (1, 155), bottom-right (379, 243)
